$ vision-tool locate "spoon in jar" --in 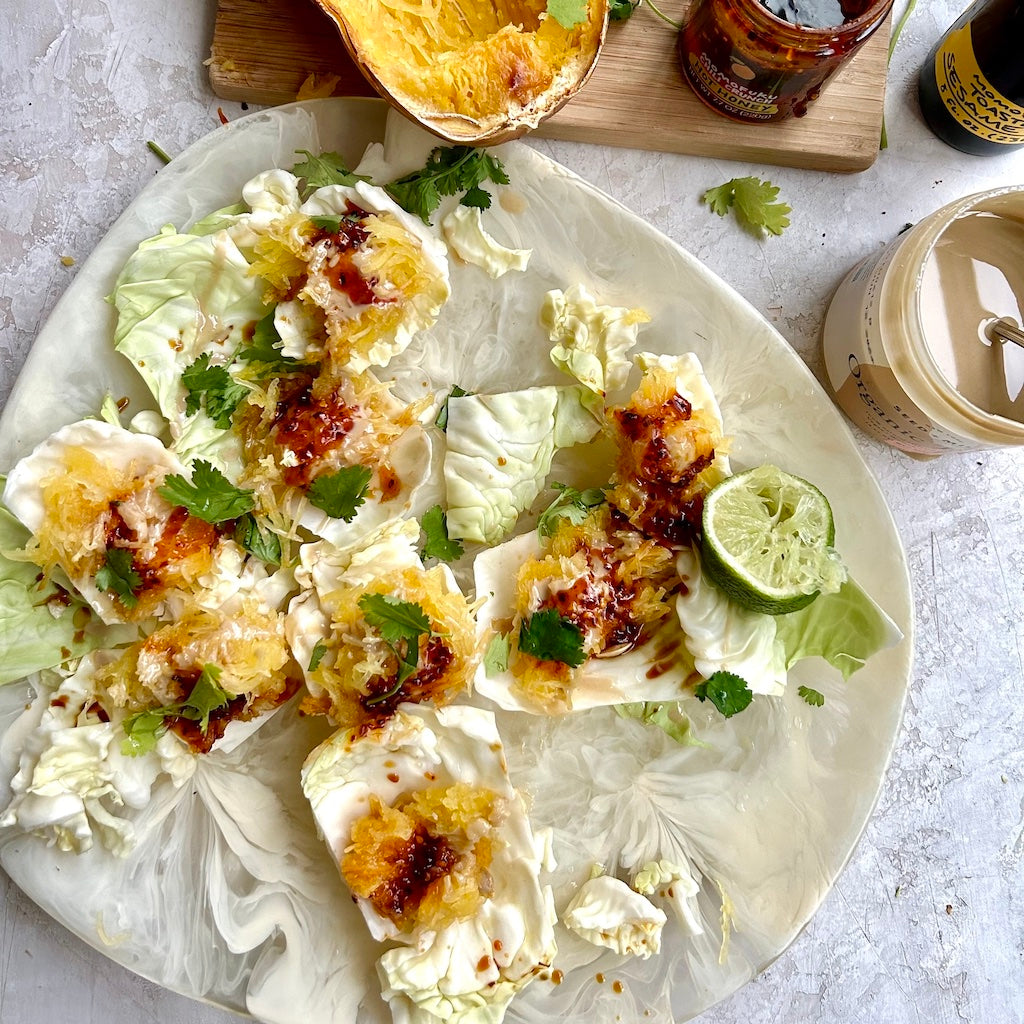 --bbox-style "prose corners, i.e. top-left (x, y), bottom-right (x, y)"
top-left (985, 317), bottom-right (1024, 349)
